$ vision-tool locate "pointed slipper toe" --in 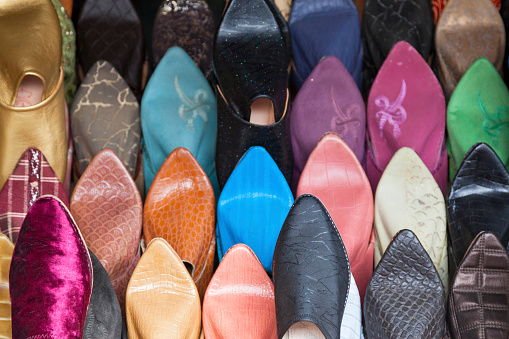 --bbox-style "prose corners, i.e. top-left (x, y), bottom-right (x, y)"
top-left (297, 133), bottom-right (373, 301)
top-left (10, 196), bottom-right (92, 339)
top-left (217, 146), bottom-right (294, 274)
top-left (448, 232), bottom-right (509, 339)
top-left (71, 149), bottom-right (142, 312)
top-left (0, 148), bottom-right (69, 243)
top-left (84, 250), bottom-right (122, 339)
top-left (273, 194), bottom-right (350, 339)
top-left (291, 56), bottom-right (366, 188)
top-left (126, 238), bottom-right (201, 339)
top-left (203, 244), bottom-right (277, 339)
top-left (143, 147), bottom-right (215, 298)
top-left (448, 143), bottom-right (509, 274)
top-left (374, 147), bottom-right (448, 292)
top-left (367, 41), bottom-right (447, 194)
top-left (365, 230), bottom-right (446, 338)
